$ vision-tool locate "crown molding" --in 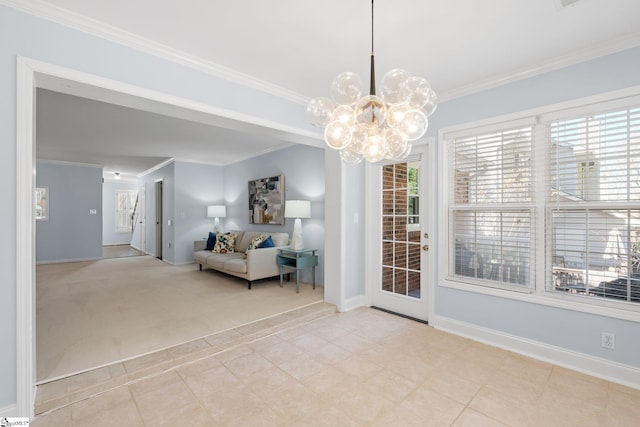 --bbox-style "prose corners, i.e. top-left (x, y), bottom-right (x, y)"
top-left (102, 176), bottom-right (138, 184)
top-left (6, 1), bottom-right (640, 106)
top-left (137, 158), bottom-right (175, 179)
top-left (0, 0), bottom-right (309, 105)
top-left (439, 32), bottom-right (640, 102)
top-left (36, 158), bottom-right (102, 168)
